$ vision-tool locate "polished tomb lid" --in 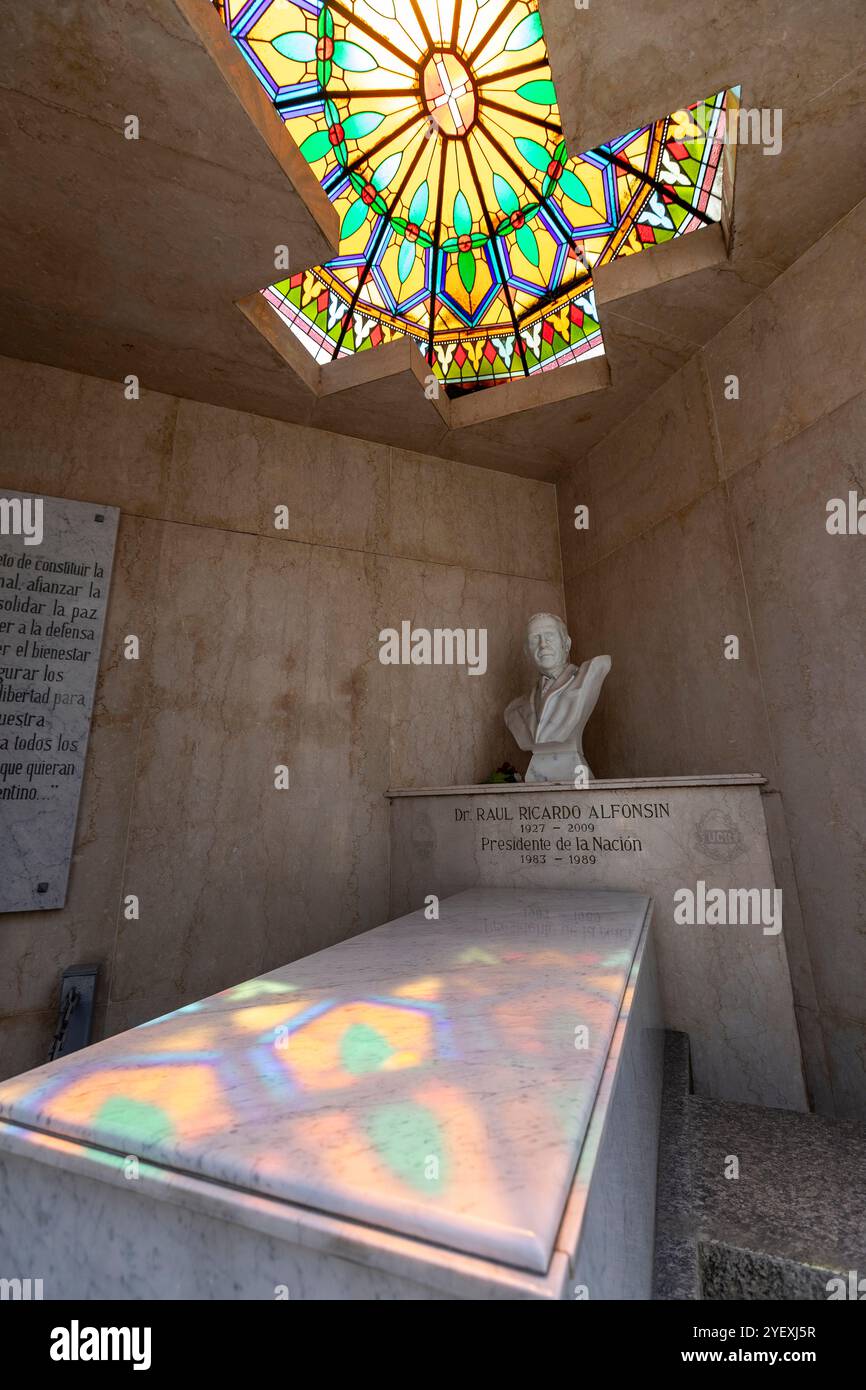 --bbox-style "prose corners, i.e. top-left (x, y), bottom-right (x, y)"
top-left (0, 888), bottom-right (649, 1272)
